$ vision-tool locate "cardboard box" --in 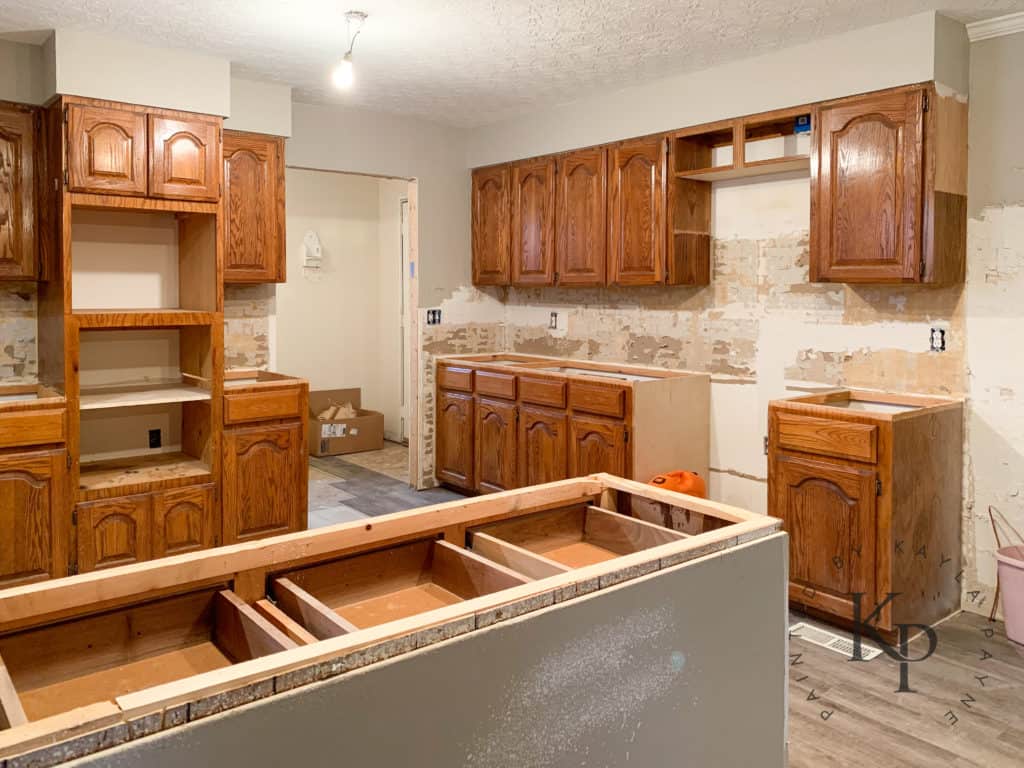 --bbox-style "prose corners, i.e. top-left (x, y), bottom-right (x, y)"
top-left (308, 388), bottom-right (385, 456)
